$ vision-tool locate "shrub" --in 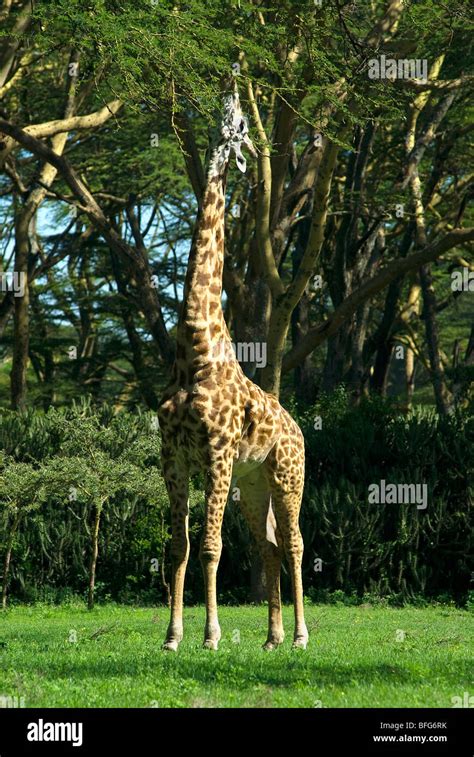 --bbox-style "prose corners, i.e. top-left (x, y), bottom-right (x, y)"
top-left (0, 393), bottom-right (471, 605)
